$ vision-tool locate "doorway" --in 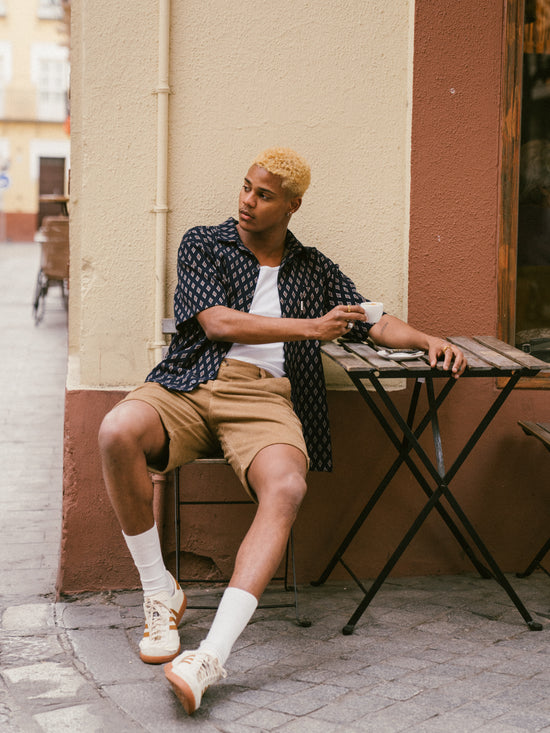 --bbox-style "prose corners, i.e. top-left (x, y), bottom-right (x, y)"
top-left (38, 156), bottom-right (66, 228)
